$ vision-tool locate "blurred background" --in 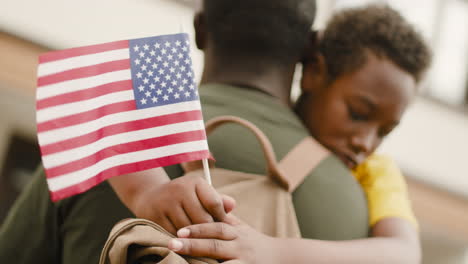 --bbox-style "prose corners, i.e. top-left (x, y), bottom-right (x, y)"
top-left (0, 0), bottom-right (467, 263)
